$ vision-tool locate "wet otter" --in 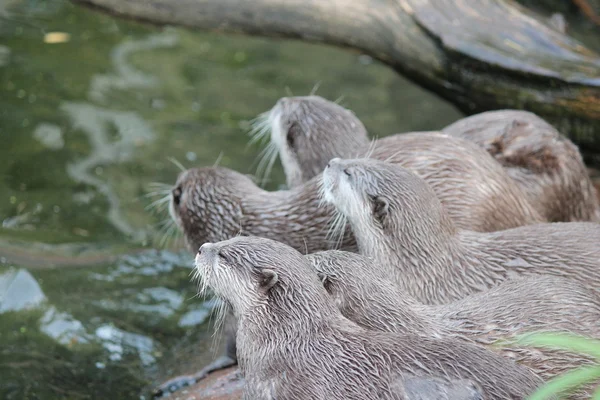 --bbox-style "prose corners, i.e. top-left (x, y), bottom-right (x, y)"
top-left (168, 167), bottom-right (356, 254)
top-left (194, 235), bottom-right (543, 400)
top-left (262, 95), bottom-right (598, 224)
top-left (157, 167), bottom-right (355, 395)
top-left (306, 250), bottom-right (600, 387)
top-left (173, 151), bottom-right (541, 260)
top-left (322, 158), bottom-right (600, 304)
top-left (442, 110), bottom-right (600, 223)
